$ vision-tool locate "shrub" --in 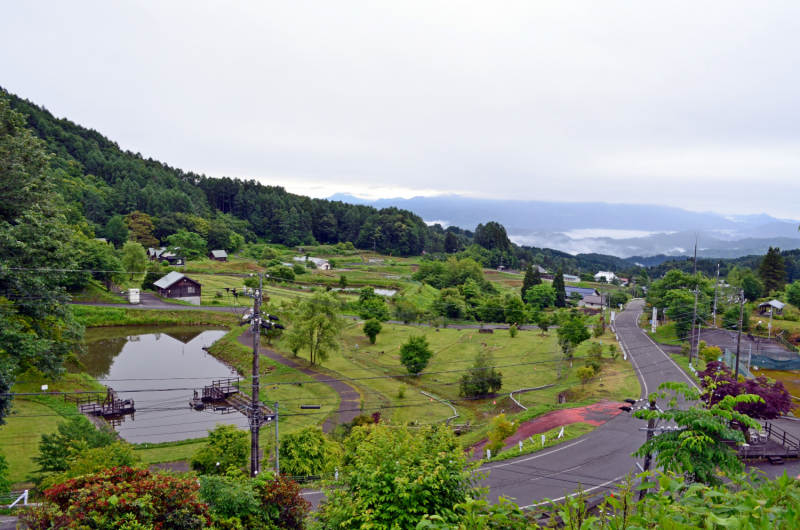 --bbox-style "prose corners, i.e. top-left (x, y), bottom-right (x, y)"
top-left (41, 442), bottom-right (143, 489)
top-left (20, 467), bottom-right (214, 530)
top-left (279, 426), bottom-right (340, 478)
top-left (508, 324), bottom-right (518, 338)
top-left (399, 334), bottom-right (434, 375)
top-left (577, 365), bottom-right (595, 389)
top-left (31, 416), bottom-right (118, 486)
top-left (398, 384), bottom-right (407, 399)
top-left (584, 359), bottom-right (601, 373)
top-left (268, 265), bottom-right (296, 282)
top-left (700, 345), bottom-right (723, 364)
top-left (363, 318), bottom-right (382, 343)
top-left (359, 297), bottom-right (390, 321)
top-left (459, 350), bottom-right (503, 397)
top-left (319, 424), bottom-right (474, 530)
top-left (260, 247), bottom-right (278, 261)
top-left (486, 414), bottom-right (518, 455)
top-left (191, 424), bottom-right (249, 475)
top-left (587, 341), bottom-right (603, 358)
